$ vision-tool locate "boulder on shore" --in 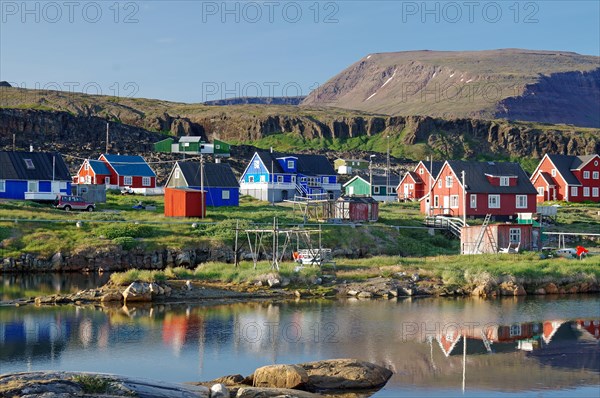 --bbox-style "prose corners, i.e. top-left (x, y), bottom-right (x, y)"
top-left (298, 359), bottom-right (393, 391)
top-left (253, 364), bottom-right (309, 389)
top-left (237, 387), bottom-right (320, 398)
top-left (122, 282), bottom-right (152, 303)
